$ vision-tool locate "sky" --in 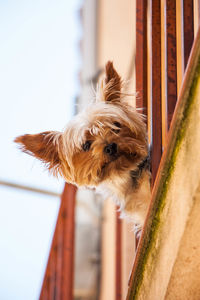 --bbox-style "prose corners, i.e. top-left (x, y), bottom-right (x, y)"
top-left (0, 0), bottom-right (81, 299)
